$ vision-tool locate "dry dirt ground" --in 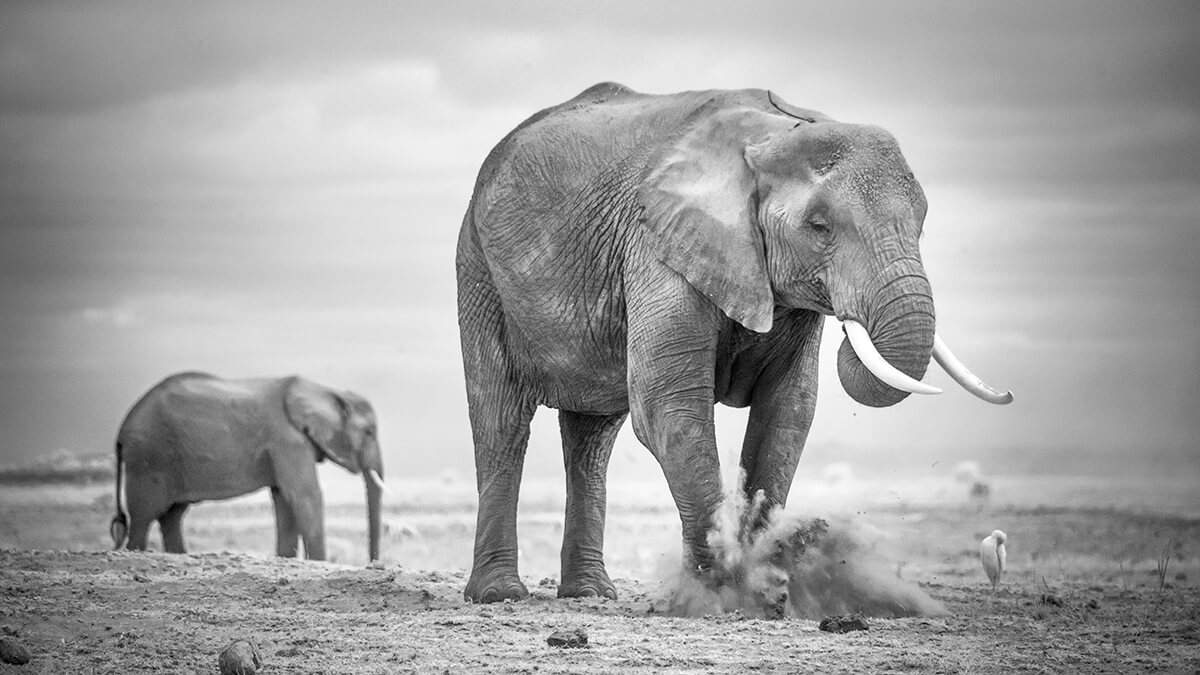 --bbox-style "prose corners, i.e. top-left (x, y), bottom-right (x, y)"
top-left (1, 474), bottom-right (1198, 673)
